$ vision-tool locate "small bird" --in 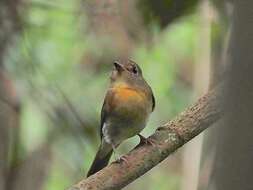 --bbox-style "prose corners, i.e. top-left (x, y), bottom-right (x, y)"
top-left (87, 59), bottom-right (155, 177)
